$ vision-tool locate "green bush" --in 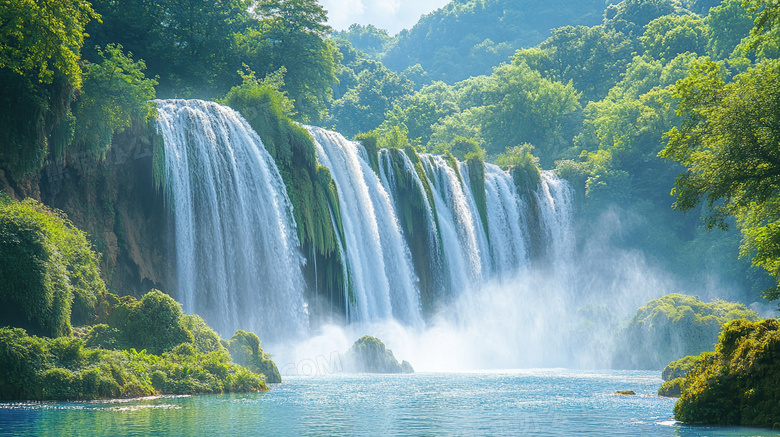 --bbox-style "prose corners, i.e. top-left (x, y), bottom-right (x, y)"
top-left (0, 198), bottom-right (106, 337)
top-left (119, 290), bottom-right (193, 355)
top-left (612, 293), bottom-right (758, 369)
top-left (226, 330), bottom-right (281, 383)
top-left (180, 314), bottom-right (224, 353)
top-left (661, 354), bottom-right (703, 381)
top-left (658, 354), bottom-right (709, 397)
top-left (673, 318), bottom-right (780, 427)
top-left (0, 326), bottom-right (268, 401)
